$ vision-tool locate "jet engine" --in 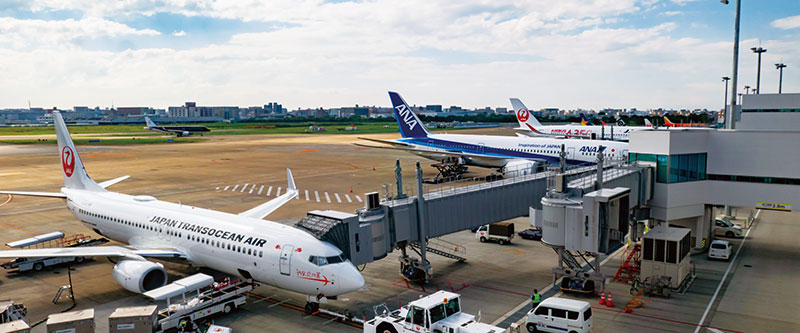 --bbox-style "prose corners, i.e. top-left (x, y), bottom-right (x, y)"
top-left (502, 159), bottom-right (540, 178)
top-left (178, 131), bottom-right (190, 137)
top-left (112, 260), bottom-right (167, 293)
